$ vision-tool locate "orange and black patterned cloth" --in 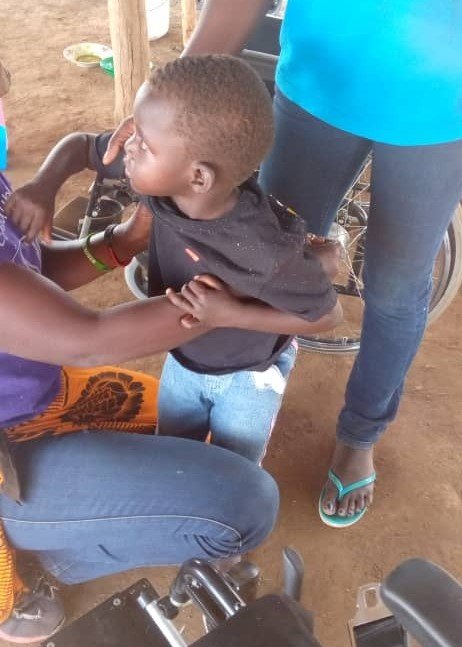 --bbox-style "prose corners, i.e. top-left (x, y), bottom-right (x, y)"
top-left (0, 365), bottom-right (158, 624)
top-left (6, 365), bottom-right (159, 443)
